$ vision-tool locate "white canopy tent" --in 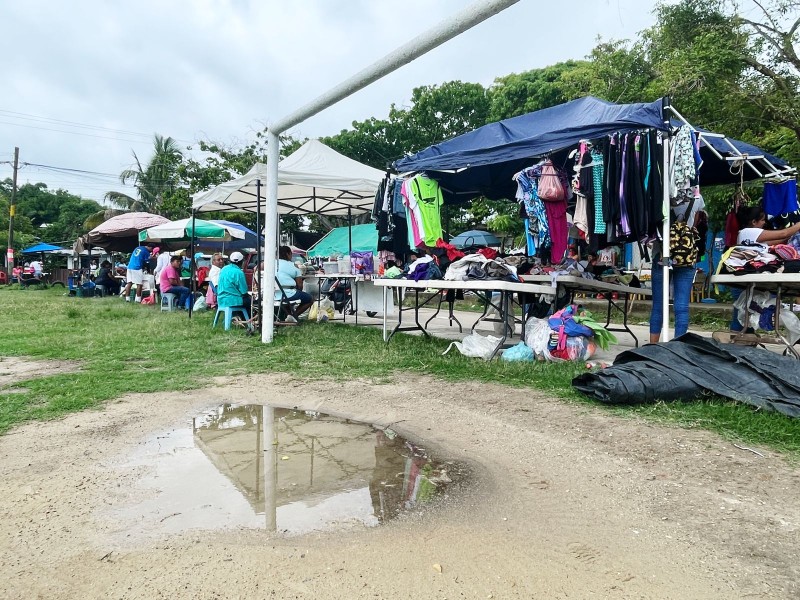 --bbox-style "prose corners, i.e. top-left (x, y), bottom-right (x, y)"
top-left (191, 139), bottom-right (384, 216)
